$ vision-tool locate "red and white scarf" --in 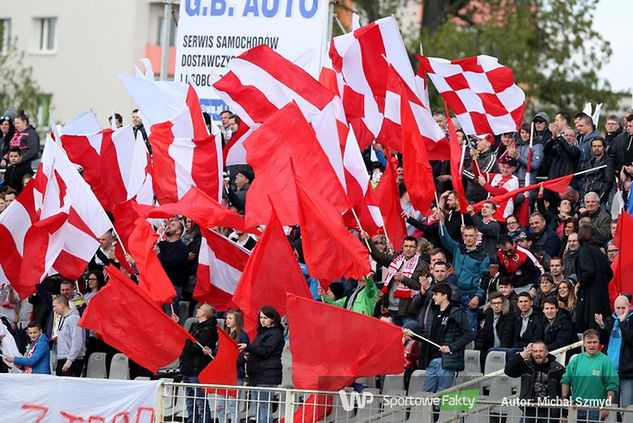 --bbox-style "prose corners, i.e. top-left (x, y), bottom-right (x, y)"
top-left (384, 254), bottom-right (420, 298)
